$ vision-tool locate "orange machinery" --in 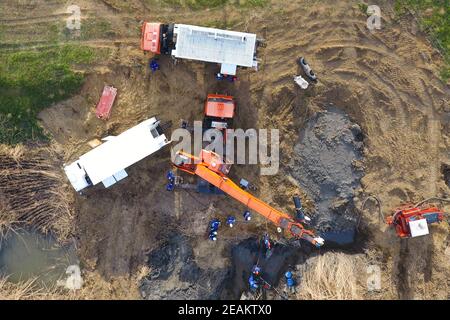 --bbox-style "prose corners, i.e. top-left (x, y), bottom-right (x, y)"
top-left (172, 149), bottom-right (324, 247)
top-left (203, 94), bottom-right (236, 141)
top-left (386, 204), bottom-right (445, 238)
top-left (141, 22), bottom-right (174, 54)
